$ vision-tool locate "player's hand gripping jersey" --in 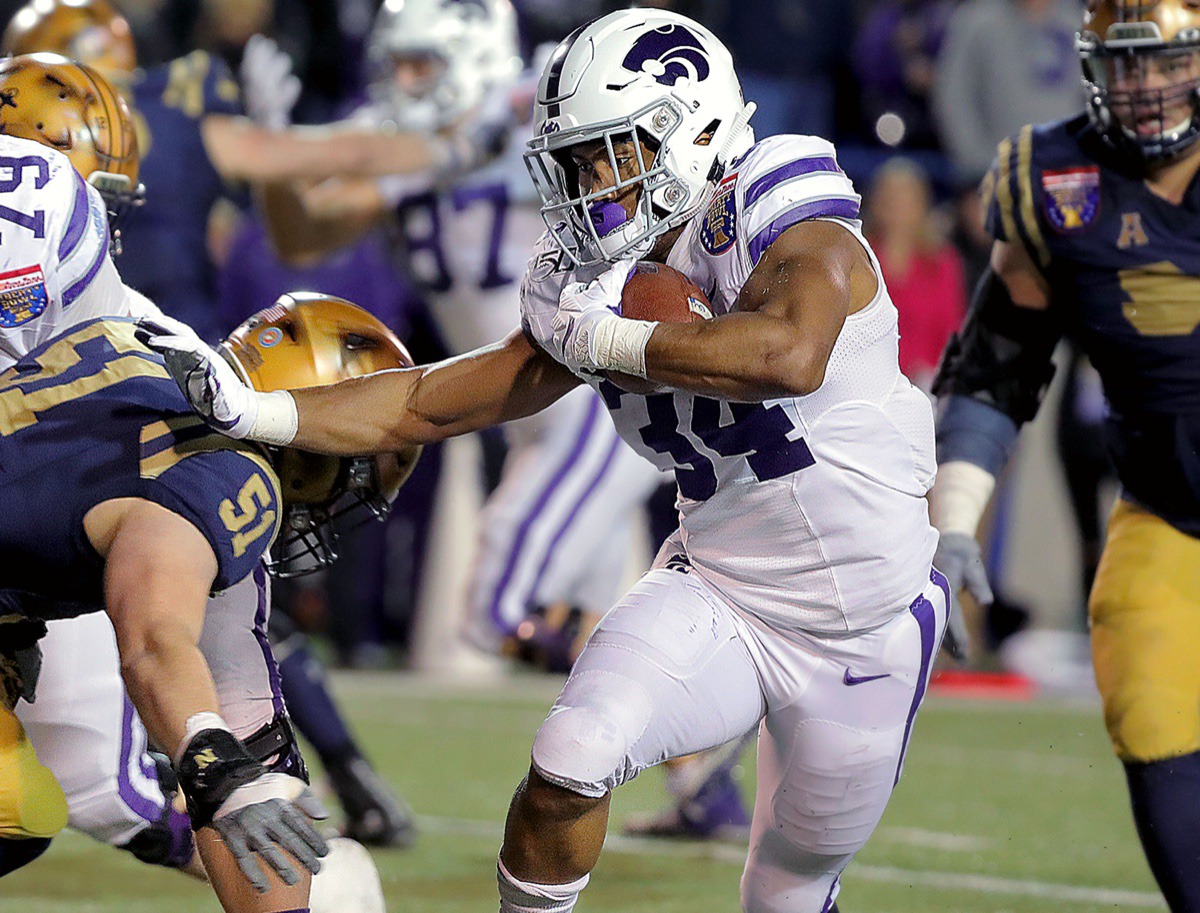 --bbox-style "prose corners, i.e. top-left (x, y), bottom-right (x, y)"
top-left (522, 135), bottom-right (939, 634)
top-left (0, 135), bottom-right (153, 369)
top-left (978, 115), bottom-right (1200, 533)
